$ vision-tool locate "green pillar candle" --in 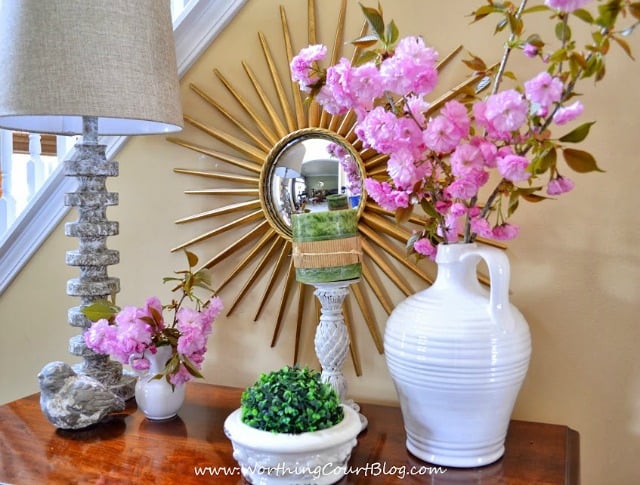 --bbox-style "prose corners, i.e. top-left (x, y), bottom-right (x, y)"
top-left (291, 209), bottom-right (362, 284)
